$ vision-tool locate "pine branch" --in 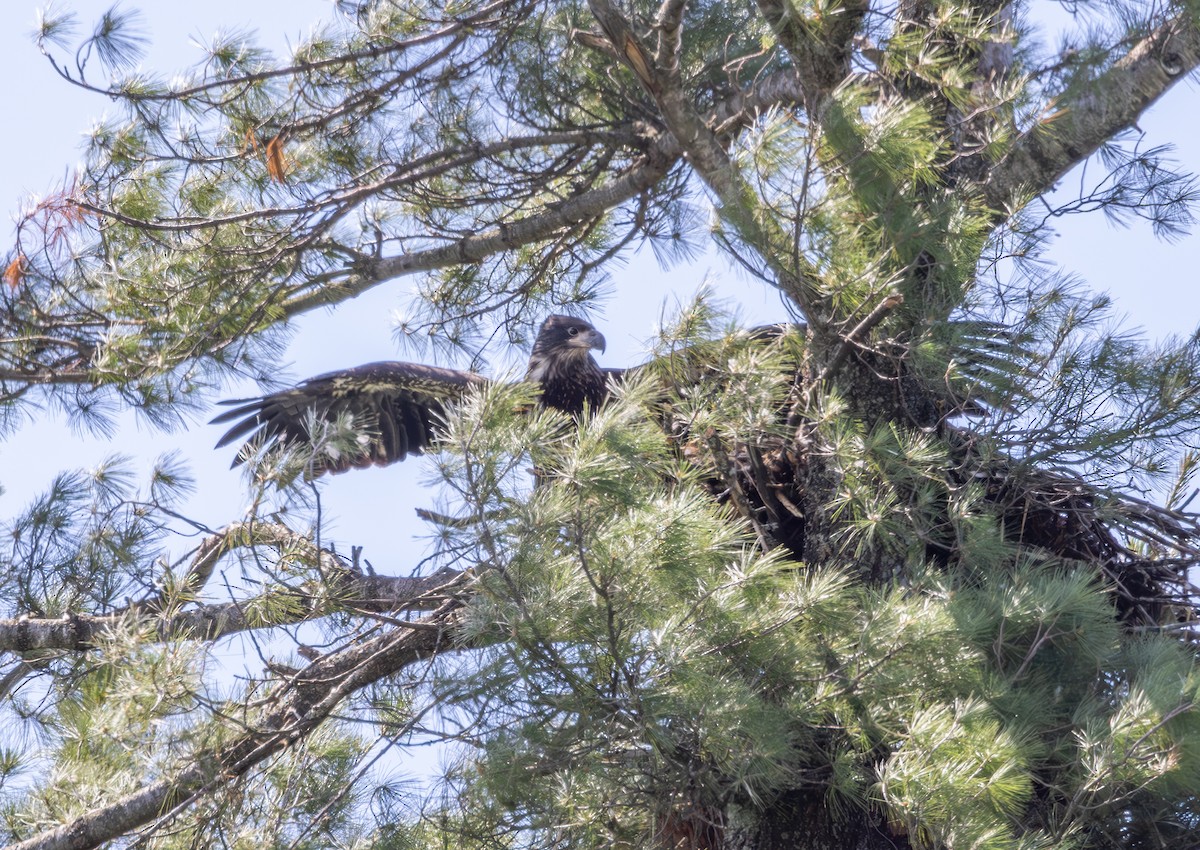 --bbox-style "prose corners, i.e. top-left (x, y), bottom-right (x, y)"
top-left (585, 0), bottom-right (823, 319)
top-left (75, 129), bottom-right (638, 235)
top-left (0, 523), bottom-right (470, 655)
top-left (39, 0), bottom-right (522, 101)
top-left (282, 144), bottom-right (678, 315)
top-left (282, 67), bottom-right (808, 317)
top-left (986, 12), bottom-right (1200, 213)
top-left (7, 603), bottom-right (460, 850)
